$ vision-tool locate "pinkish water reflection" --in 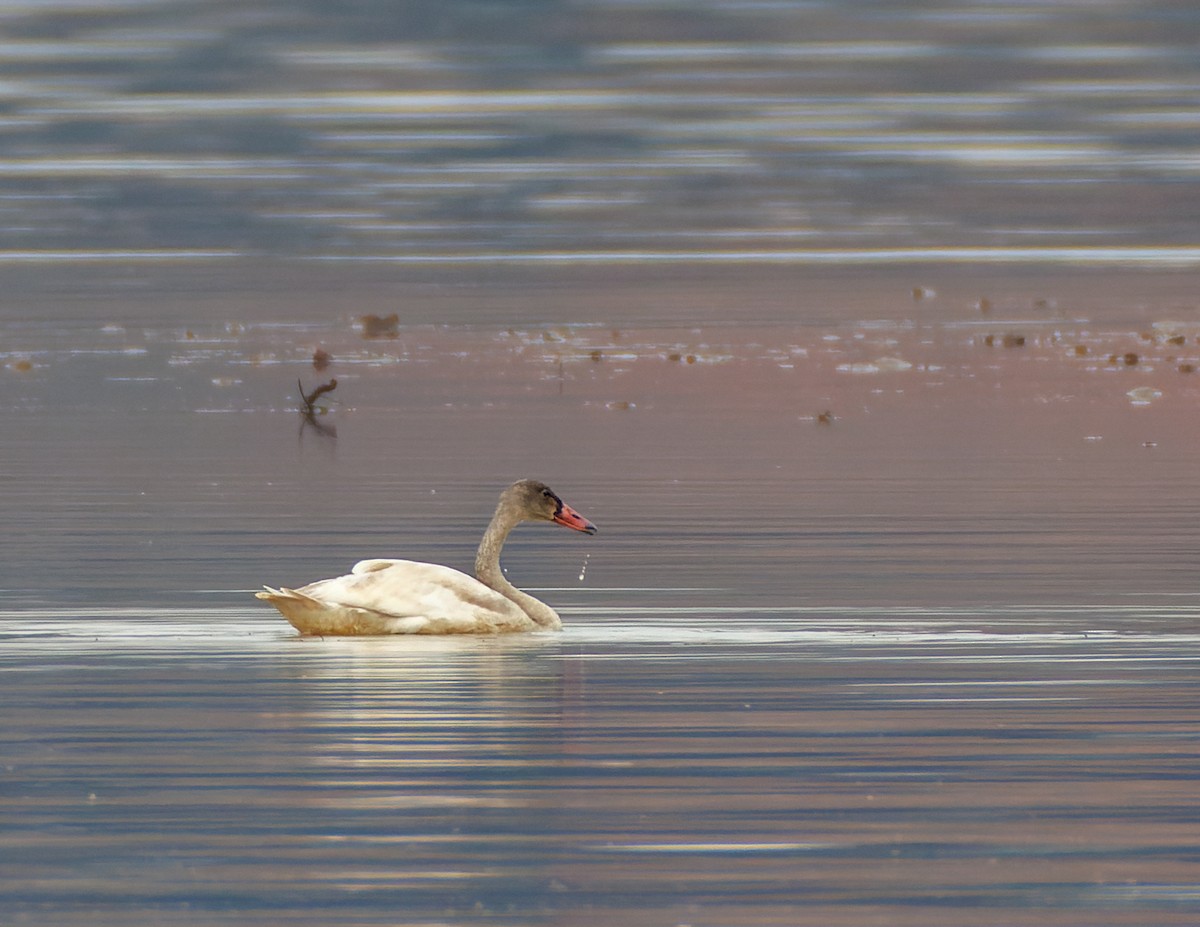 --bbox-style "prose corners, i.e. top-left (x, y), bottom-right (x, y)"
top-left (3, 263), bottom-right (1200, 926)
